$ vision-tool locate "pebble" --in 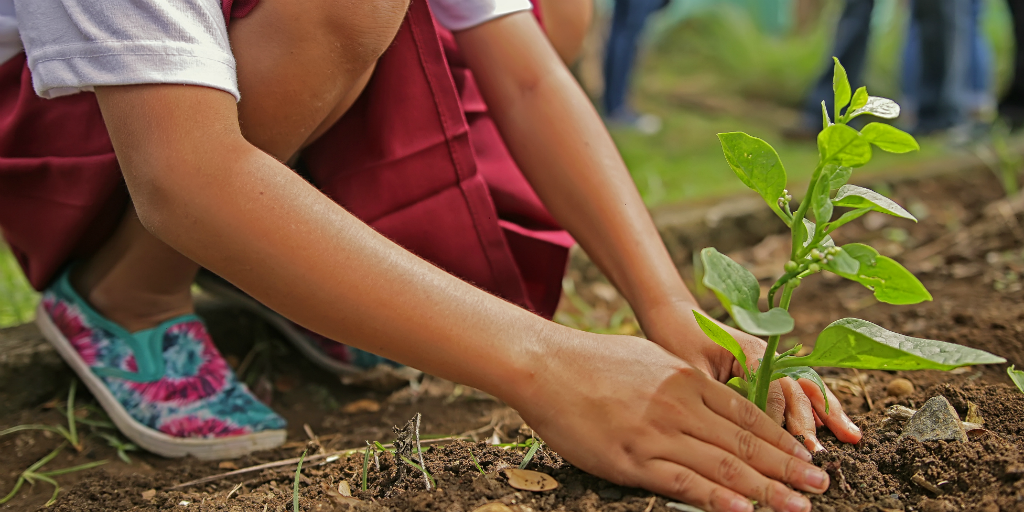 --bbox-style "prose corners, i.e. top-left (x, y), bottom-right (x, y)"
top-left (886, 378), bottom-right (915, 397)
top-left (898, 396), bottom-right (968, 443)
